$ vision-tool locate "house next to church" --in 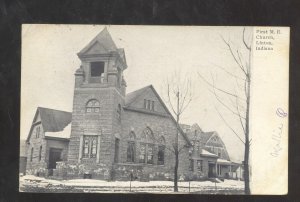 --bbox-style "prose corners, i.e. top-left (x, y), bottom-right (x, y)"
top-left (24, 28), bottom-right (237, 181)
